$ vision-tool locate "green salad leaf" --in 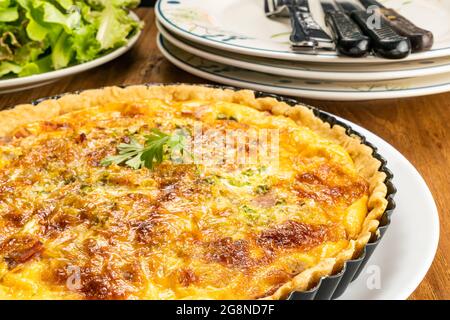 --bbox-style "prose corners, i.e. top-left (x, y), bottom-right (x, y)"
top-left (0, 0), bottom-right (141, 79)
top-left (0, 6), bottom-right (19, 22)
top-left (94, 2), bottom-right (138, 50)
